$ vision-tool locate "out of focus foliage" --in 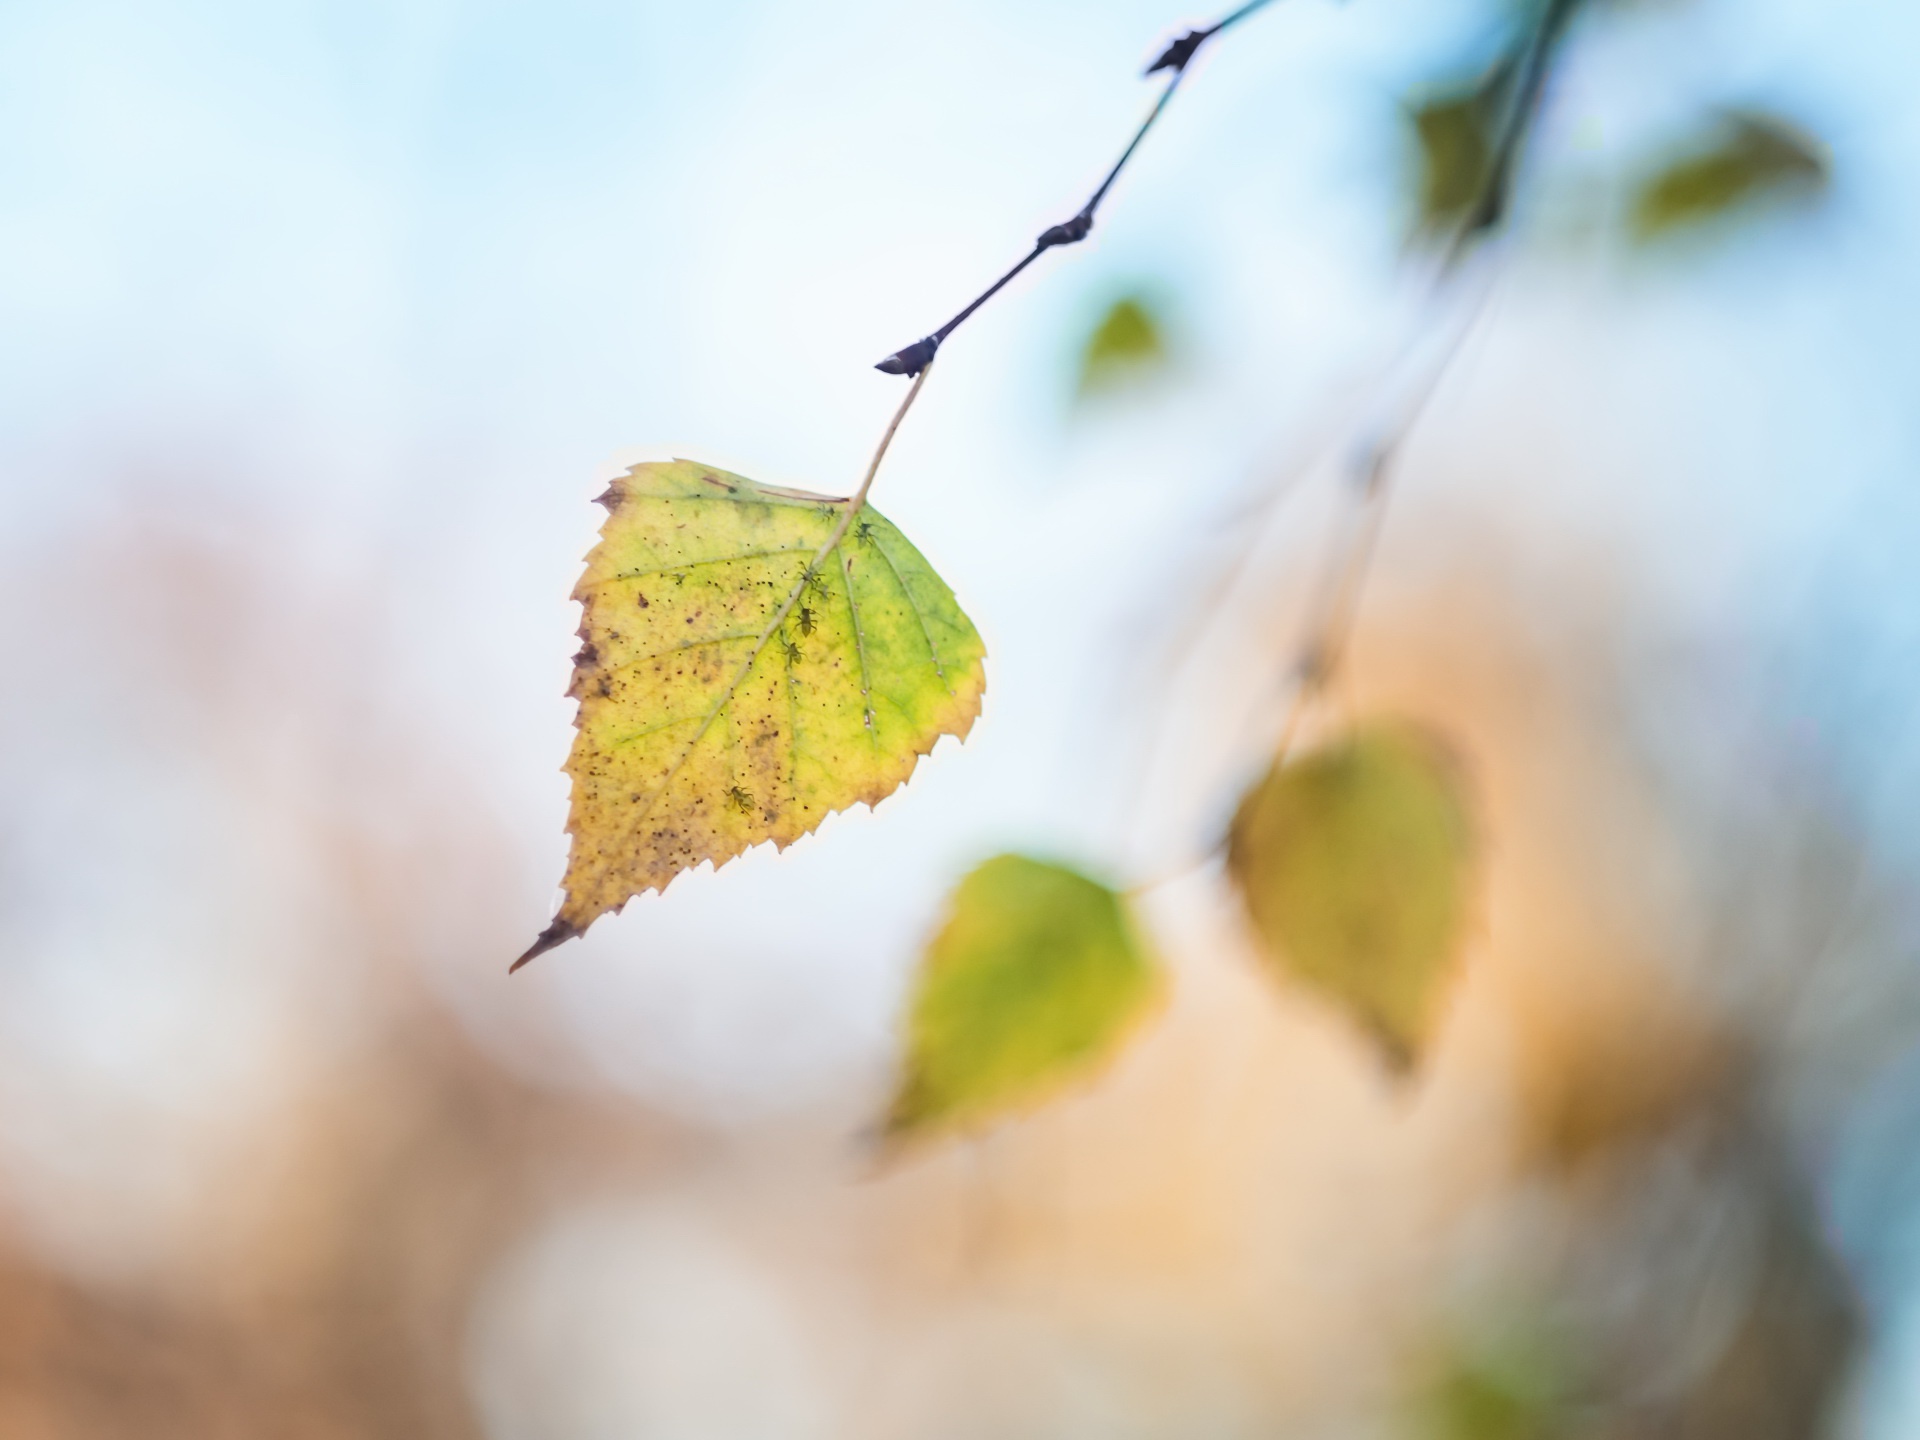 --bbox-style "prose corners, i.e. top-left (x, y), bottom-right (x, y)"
top-left (1409, 62), bottom-right (1511, 238)
top-left (523, 459), bottom-right (985, 967)
top-left (1074, 292), bottom-right (1170, 400)
top-left (1418, 1337), bottom-right (1568, 1440)
top-left (1409, 1085), bottom-right (1862, 1440)
top-left (1227, 724), bottom-right (1476, 1069)
top-left (1629, 109), bottom-right (1829, 240)
top-left (886, 855), bottom-right (1159, 1141)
